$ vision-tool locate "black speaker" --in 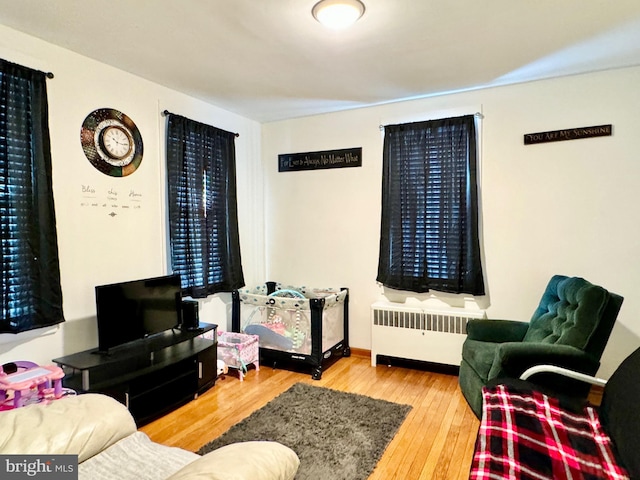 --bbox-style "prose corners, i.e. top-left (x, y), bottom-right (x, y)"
top-left (181, 299), bottom-right (200, 331)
